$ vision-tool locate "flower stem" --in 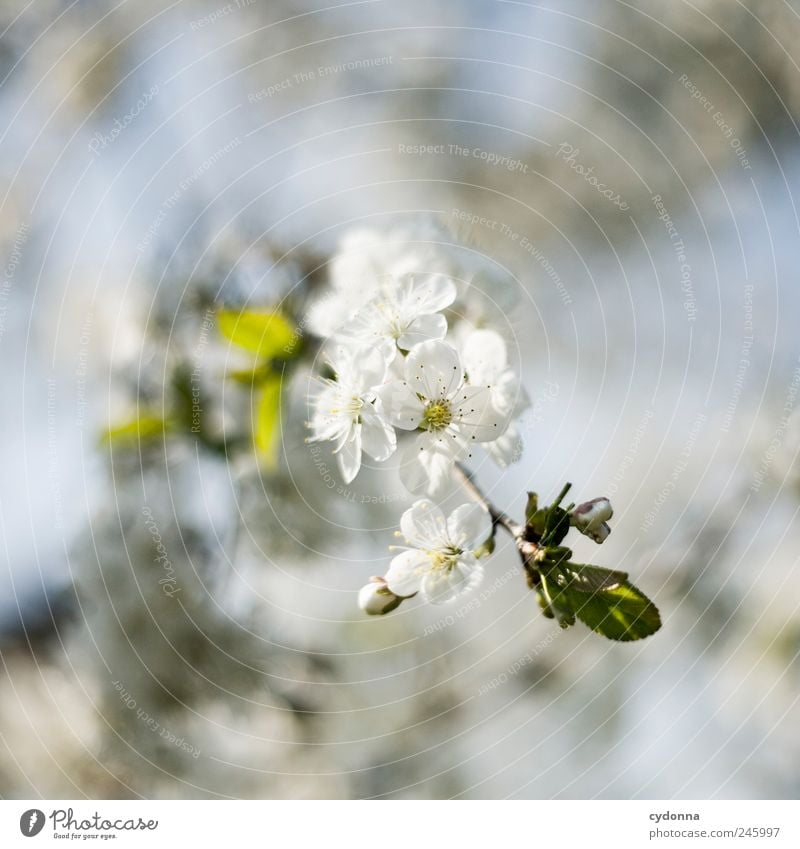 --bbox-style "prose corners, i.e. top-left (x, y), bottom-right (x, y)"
top-left (452, 463), bottom-right (522, 538)
top-left (452, 464), bottom-right (544, 590)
